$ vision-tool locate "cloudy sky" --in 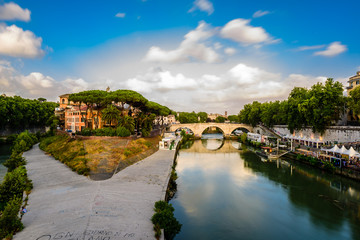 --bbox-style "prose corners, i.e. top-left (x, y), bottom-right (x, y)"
top-left (0, 0), bottom-right (359, 114)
